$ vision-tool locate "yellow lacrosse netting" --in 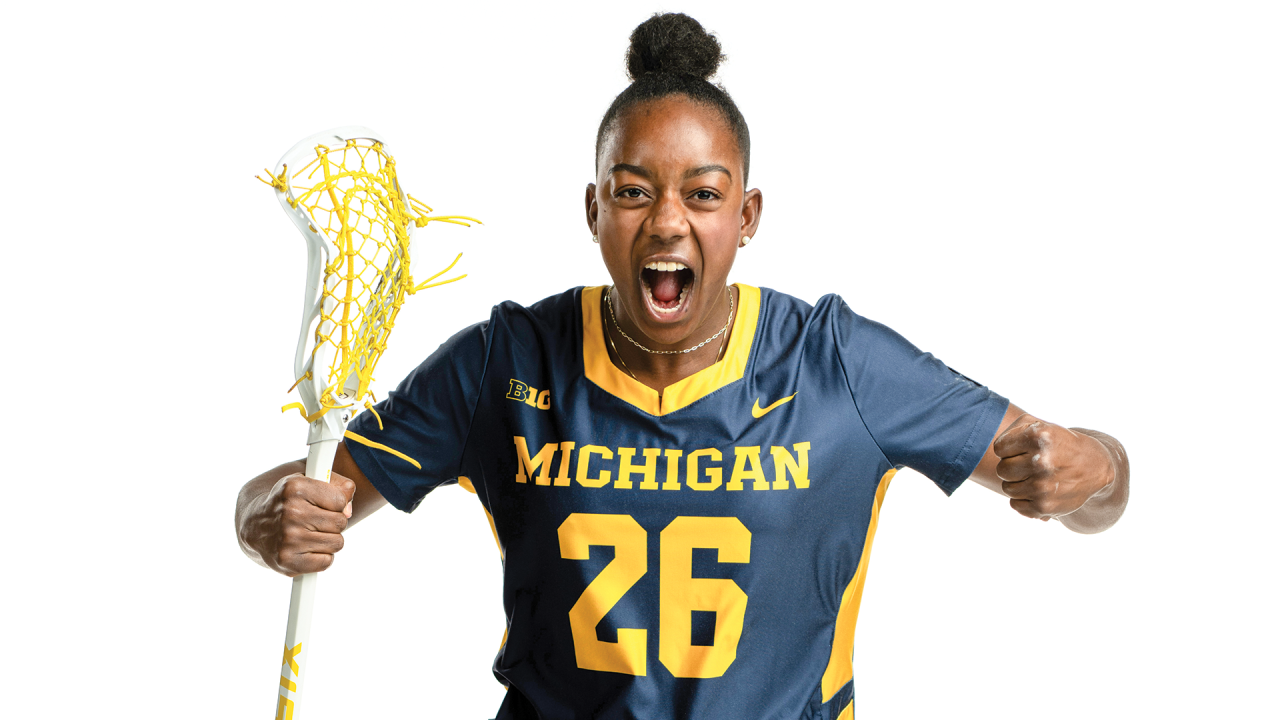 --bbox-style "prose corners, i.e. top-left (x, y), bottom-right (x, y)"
top-left (259, 137), bottom-right (478, 424)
